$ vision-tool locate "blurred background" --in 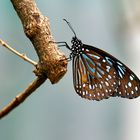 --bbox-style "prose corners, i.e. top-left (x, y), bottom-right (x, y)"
top-left (0, 0), bottom-right (140, 140)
